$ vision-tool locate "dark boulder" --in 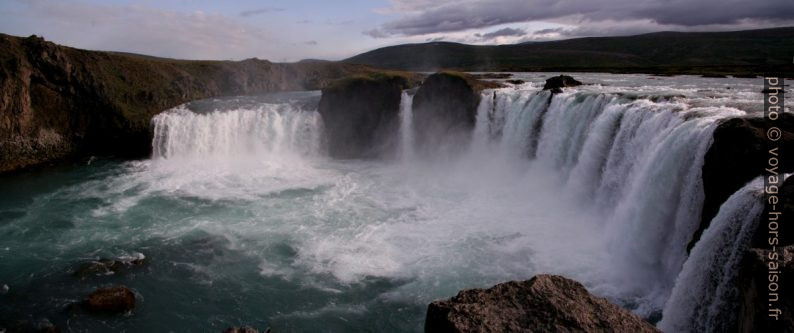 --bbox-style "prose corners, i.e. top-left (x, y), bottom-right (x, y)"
top-left (223, 327), bottom-right (262, 333)
top-left (74, 253), bottom-right (147, 278)
top-left (506, 79), bottom-right (525, 85)
top-left (542, 75), bottom-right (582, 93)
top-left (425, 274), bottom-right (659, 333)
top-left (84, 286), bottom-right (136, 314)
top-left (412, 72), bottom-right (500, 156)
top-left (318, 73), bottom-right (417, 158)
top-left (695, 114), bottom-right (794, 251)
top-left (737, 245), bottom-right (794, 332)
